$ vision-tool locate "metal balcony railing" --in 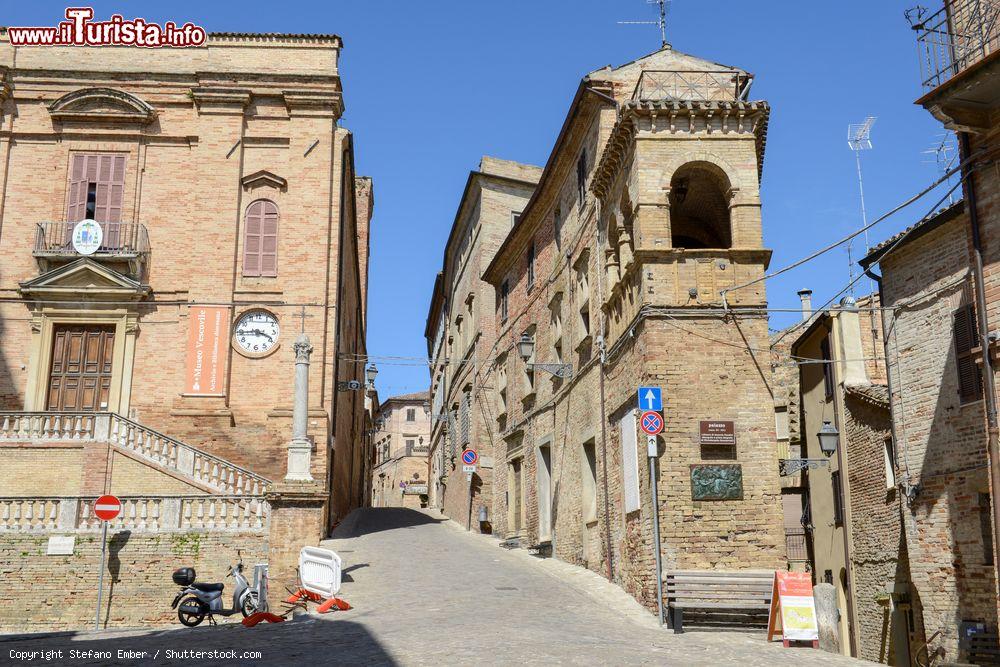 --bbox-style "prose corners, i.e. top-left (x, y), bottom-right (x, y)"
top-left (631, 70), bottom-right (753, 103)
top-left (33, 220), bottom-right (150, 258)
top-left (911, 0), bottom-right (1000, 90)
